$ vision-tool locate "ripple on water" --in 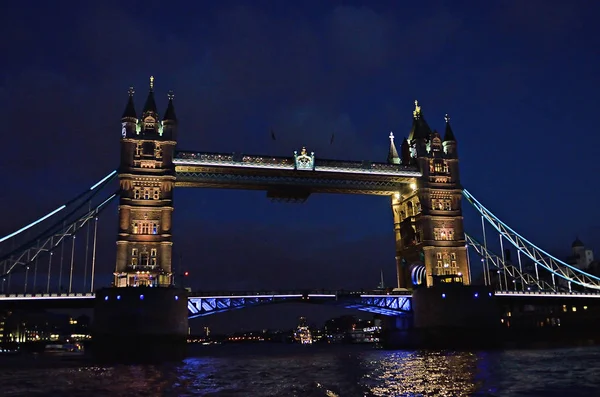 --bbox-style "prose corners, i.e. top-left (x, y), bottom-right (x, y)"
top-left (0, 345), bottom-right (599, 396)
